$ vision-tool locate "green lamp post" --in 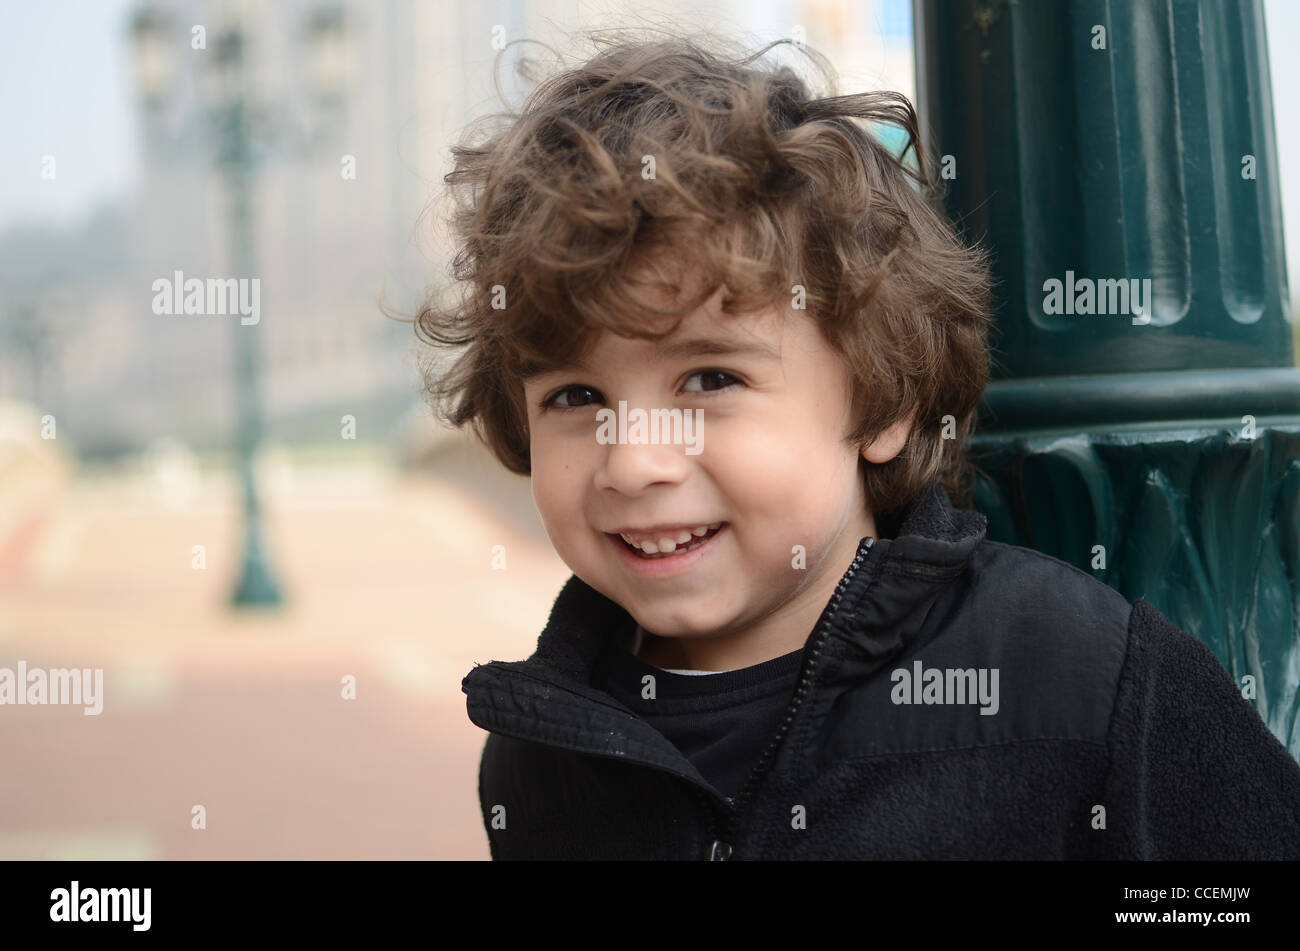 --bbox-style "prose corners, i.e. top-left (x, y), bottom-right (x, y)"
top-left (915, 0), bottom-right (1299, 756)
top-left (130, 4), bottom-right (353, 608)
top-left (210, 27), bottom-right (282, 607)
